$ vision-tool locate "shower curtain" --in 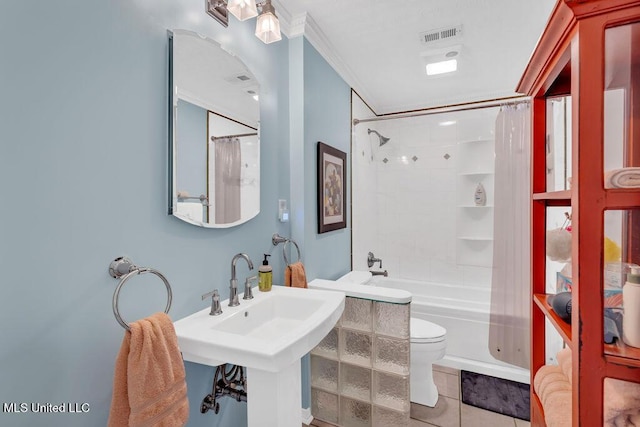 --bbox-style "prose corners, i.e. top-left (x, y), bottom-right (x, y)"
top-left (489, 103), bottom-right (531, 369)
top-left (214, 137), bottom-right (242, 224)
